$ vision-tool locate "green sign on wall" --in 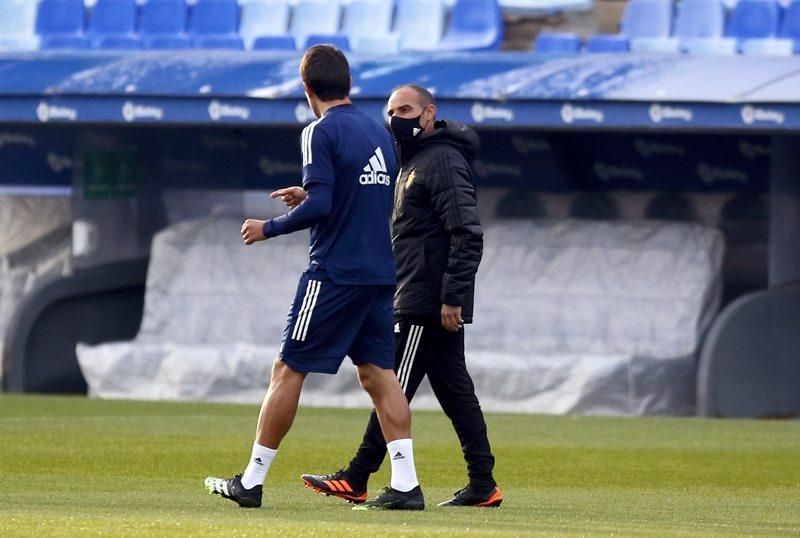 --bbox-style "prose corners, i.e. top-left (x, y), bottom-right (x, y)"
top-left (83, 149), bottom-right (138, 200)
